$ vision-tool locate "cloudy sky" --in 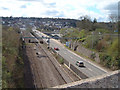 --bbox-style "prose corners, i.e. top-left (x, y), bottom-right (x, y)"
top-left (0, 0), bottom-right (119, 22)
